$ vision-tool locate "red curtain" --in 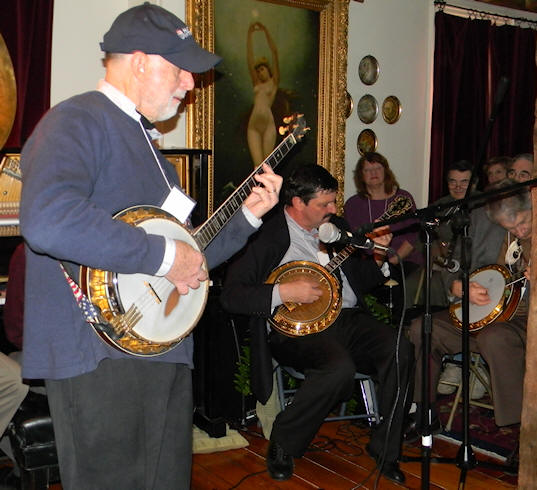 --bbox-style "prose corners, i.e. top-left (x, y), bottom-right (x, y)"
top-left (0, 0), bottom-right (54, 150)
top-left (489, 24), bottom-right (536, 159)
top-left (429, 12), bottom-right (536, 203)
